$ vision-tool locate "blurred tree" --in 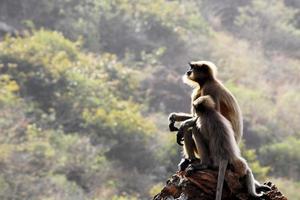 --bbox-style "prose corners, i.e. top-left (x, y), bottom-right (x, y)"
top-left (0, 31), bottom-right (166, 199)
top-left (260, 137), bottom-right (300, 180)
top-left (236, 0), bottom-right (300, 57)
top-left (0, 0), bottom-right (299, 199)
